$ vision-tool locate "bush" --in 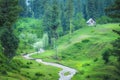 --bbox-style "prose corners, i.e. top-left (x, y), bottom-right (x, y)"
top-left (82, 63), bottom-right (90, 67)
top-left (102, 49), bottom-right (110, 64)
top-left (82, 39), bottom-right (90, 43)
top-left (35, 72), bottom-right (44, 77)
top-left (0, 28), bottom-right (19, 60)
top-left (86, 75), bottom-right (90, 78)
top-left (27, 62), bottom-right (33, 65)
top-left (93, 58), bottom-right (98, 62)
top-left (73, 13), bottom-right (87, 30)
top-left (1, 70), bottom-right (7, 75)
top-left (77, 70), bottom-right (85, 75)
top-left (0, 60), bottom-right (3, 64)
top-left (22, 65), bottom-right (30, 68)
top-left (96, 16), bottom-right (112, 24)
top-left (74, 42), bottom-right (81, 48)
